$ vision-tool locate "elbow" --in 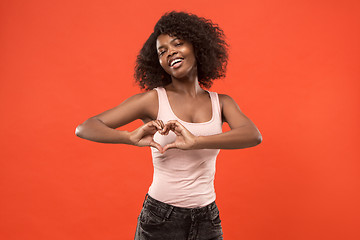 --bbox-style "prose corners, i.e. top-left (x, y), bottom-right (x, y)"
top-left (75, 118), bottom-right (94, 138)
top-left (255, 134), bottom-right (262, 145)
top-left (247, 135), bottom-right (262, 148)
top-left (75, 124), bottom-right (84, 138)
top-left (251, 129), bottom-right (262, 147)
top-left (254, 128), bottom-right (263, 145)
